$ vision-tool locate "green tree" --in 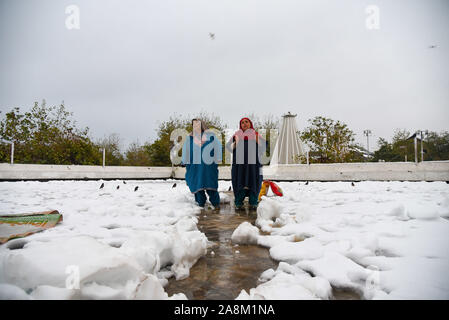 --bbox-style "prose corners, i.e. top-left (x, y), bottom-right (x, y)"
top-left (0, 100), bottom-right (100, 165)
top-left (147, 114), bottom-right (187, 166)
top-left (371, 129), bottom-right (449, 162)
top-left (372, 129), bottom-right (411, 162)
top-left (96, 133), bottom-right (124, 166)
top-left (147, 112), bottom-right (227, 166)
top-left (300, 116), bottom-right (362, 163)
top-left (250, 113), bottom-right (280, 163)
top-left (0, 107), bottom-right (33, 163)
top-left (123, 140), bottom-right (152, 166)
top-left (425, 131), bottom-right (449, 160)
top-left (372, 137), bottom-right (402, 162)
